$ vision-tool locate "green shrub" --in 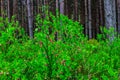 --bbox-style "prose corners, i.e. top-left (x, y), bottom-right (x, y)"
top-left (0, 14), bottom-right (120, 80)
